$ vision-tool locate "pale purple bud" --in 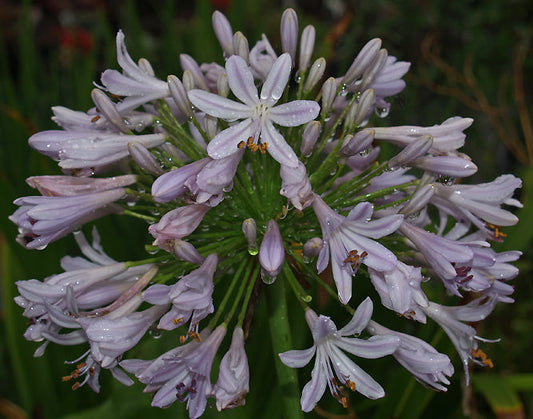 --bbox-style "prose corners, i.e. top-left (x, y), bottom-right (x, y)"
top-left (214, 327), bottom-right (249, 411)
top-left (148, 204), bottom-right (210, 252)
top-left (128, 142), bottom-right (164, 175)
top-left (138, 58), bottom-right (155, 76)
top-left (205, 115), bottom-right (219, 140)
top-left (340, 130), bottom-right (375, 157)
top-left (387, 135), bottom-right (433, 169)
top-left (300, 121), bottom-right (321, 156)
top-left (168, 75), bottom-right (193, 118)
top-left (212, 10), bottom-right (234, 56)
top-left (342, 38), bottom-right (382, 85)
top-left (303, 238), bottom-right (323, 258)
top-left (303, 58), bottom-right (326, 92)
top-left (259, 220), bottom-right (285, 281)
top-left (242, 218), bottom-right (258, 254)
top-left (320, 77), bottom-right (337, 114)
top-left (180, 54), bottom-right (208, 91)
top-left (217, 72), bottom-right (230, 97)
top-left (174, 240), bottom-right (205, 264)
top-left (360, 48), bottom-right (388, 91)
top-left (91, 89), bottom-right (130, 133)
top-left (151, 158), bottom-right (210, 203)
top-left (280, 8), bottom-right (298, 66)
top-left (233, 32), bottom-right (249, 62)
top-left (280, 162), bottom-right (314, 210)
top-left (159, 142), bottom-right (189, 163)
top-left (299, 25), bottom-right (316, 72)
top-left (26, 174), bottom-right (137, 196)
top-left (400, 184), bottom-right (435, 216)
top-left (182, 70), bottom-right (195, 91)
top-left (344, 88), bottom-right (376, 128)
top-left (412, 155), bottom-right (478, 177)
